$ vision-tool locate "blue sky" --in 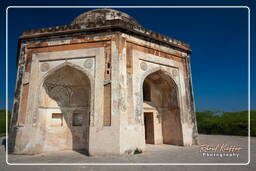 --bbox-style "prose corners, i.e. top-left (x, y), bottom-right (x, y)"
top-left (0, 1), bottom-right (255, 112)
